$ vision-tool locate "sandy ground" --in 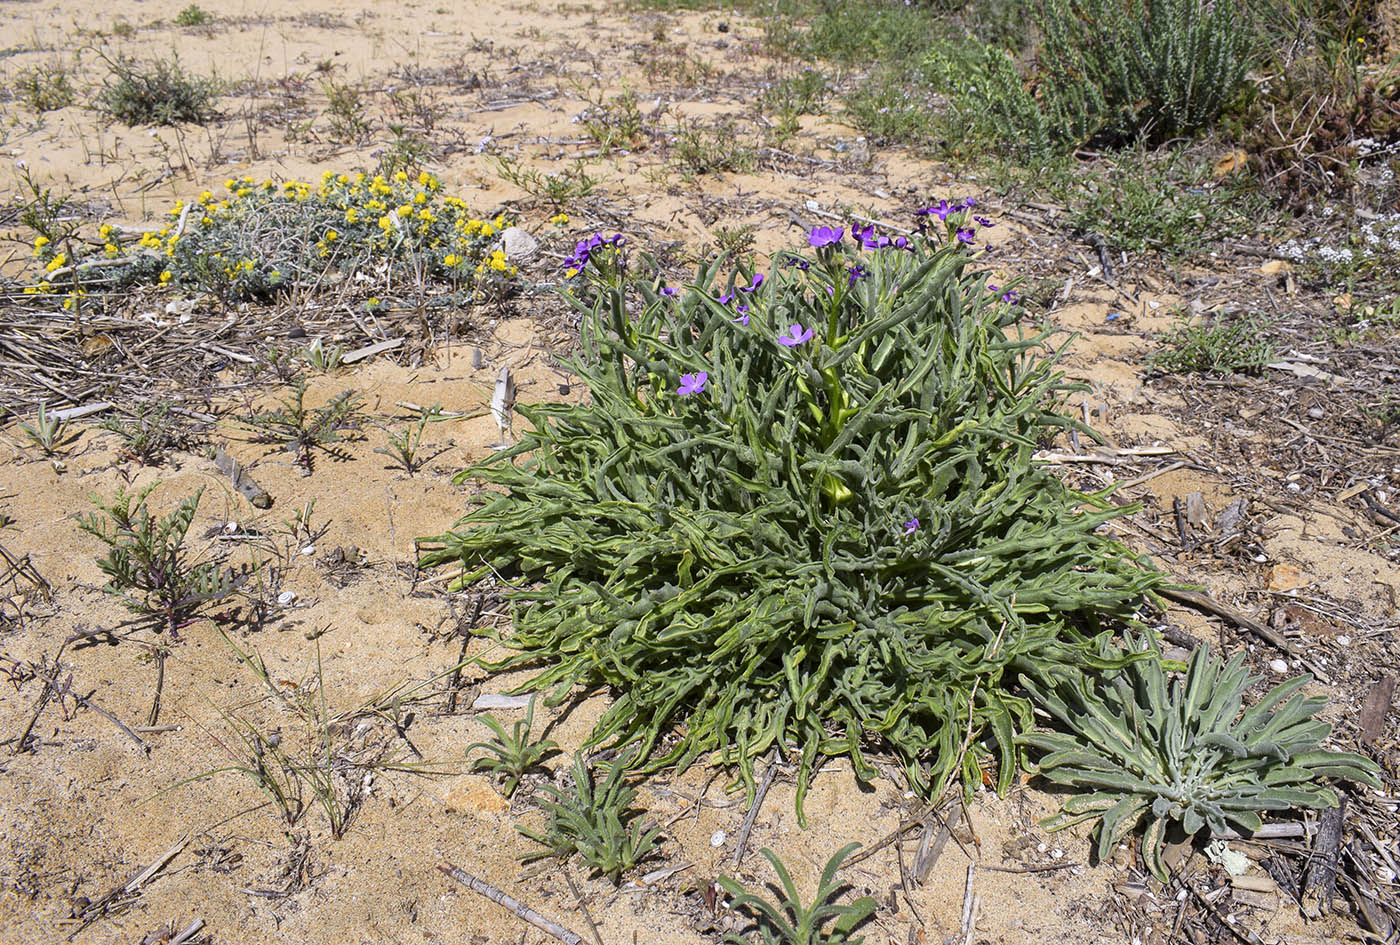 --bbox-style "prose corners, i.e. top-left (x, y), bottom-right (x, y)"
top-left (0, 2), bottom-right (1395, 944)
